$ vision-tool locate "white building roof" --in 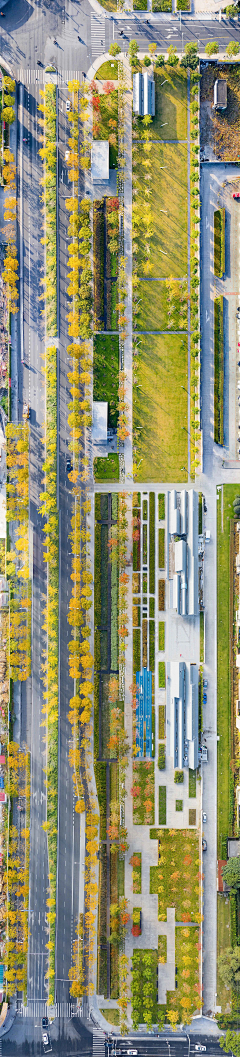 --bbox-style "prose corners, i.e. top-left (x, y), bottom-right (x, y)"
top-left (91, 140), bottom-right (109, 182)
top-left (92, 402), bottom-right (108, 443)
